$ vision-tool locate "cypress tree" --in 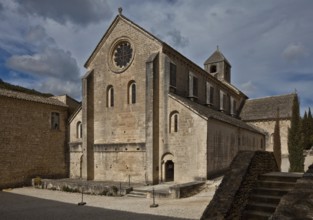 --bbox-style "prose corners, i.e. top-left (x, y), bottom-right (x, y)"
top-left (273, 108), bottom-right (281, 170)
top-left (302, 111), bottom-right (311, 150)
top-left (308, 108), bottom-right (313, 149)
top-left (288, 94), bottom-right (304, 172)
